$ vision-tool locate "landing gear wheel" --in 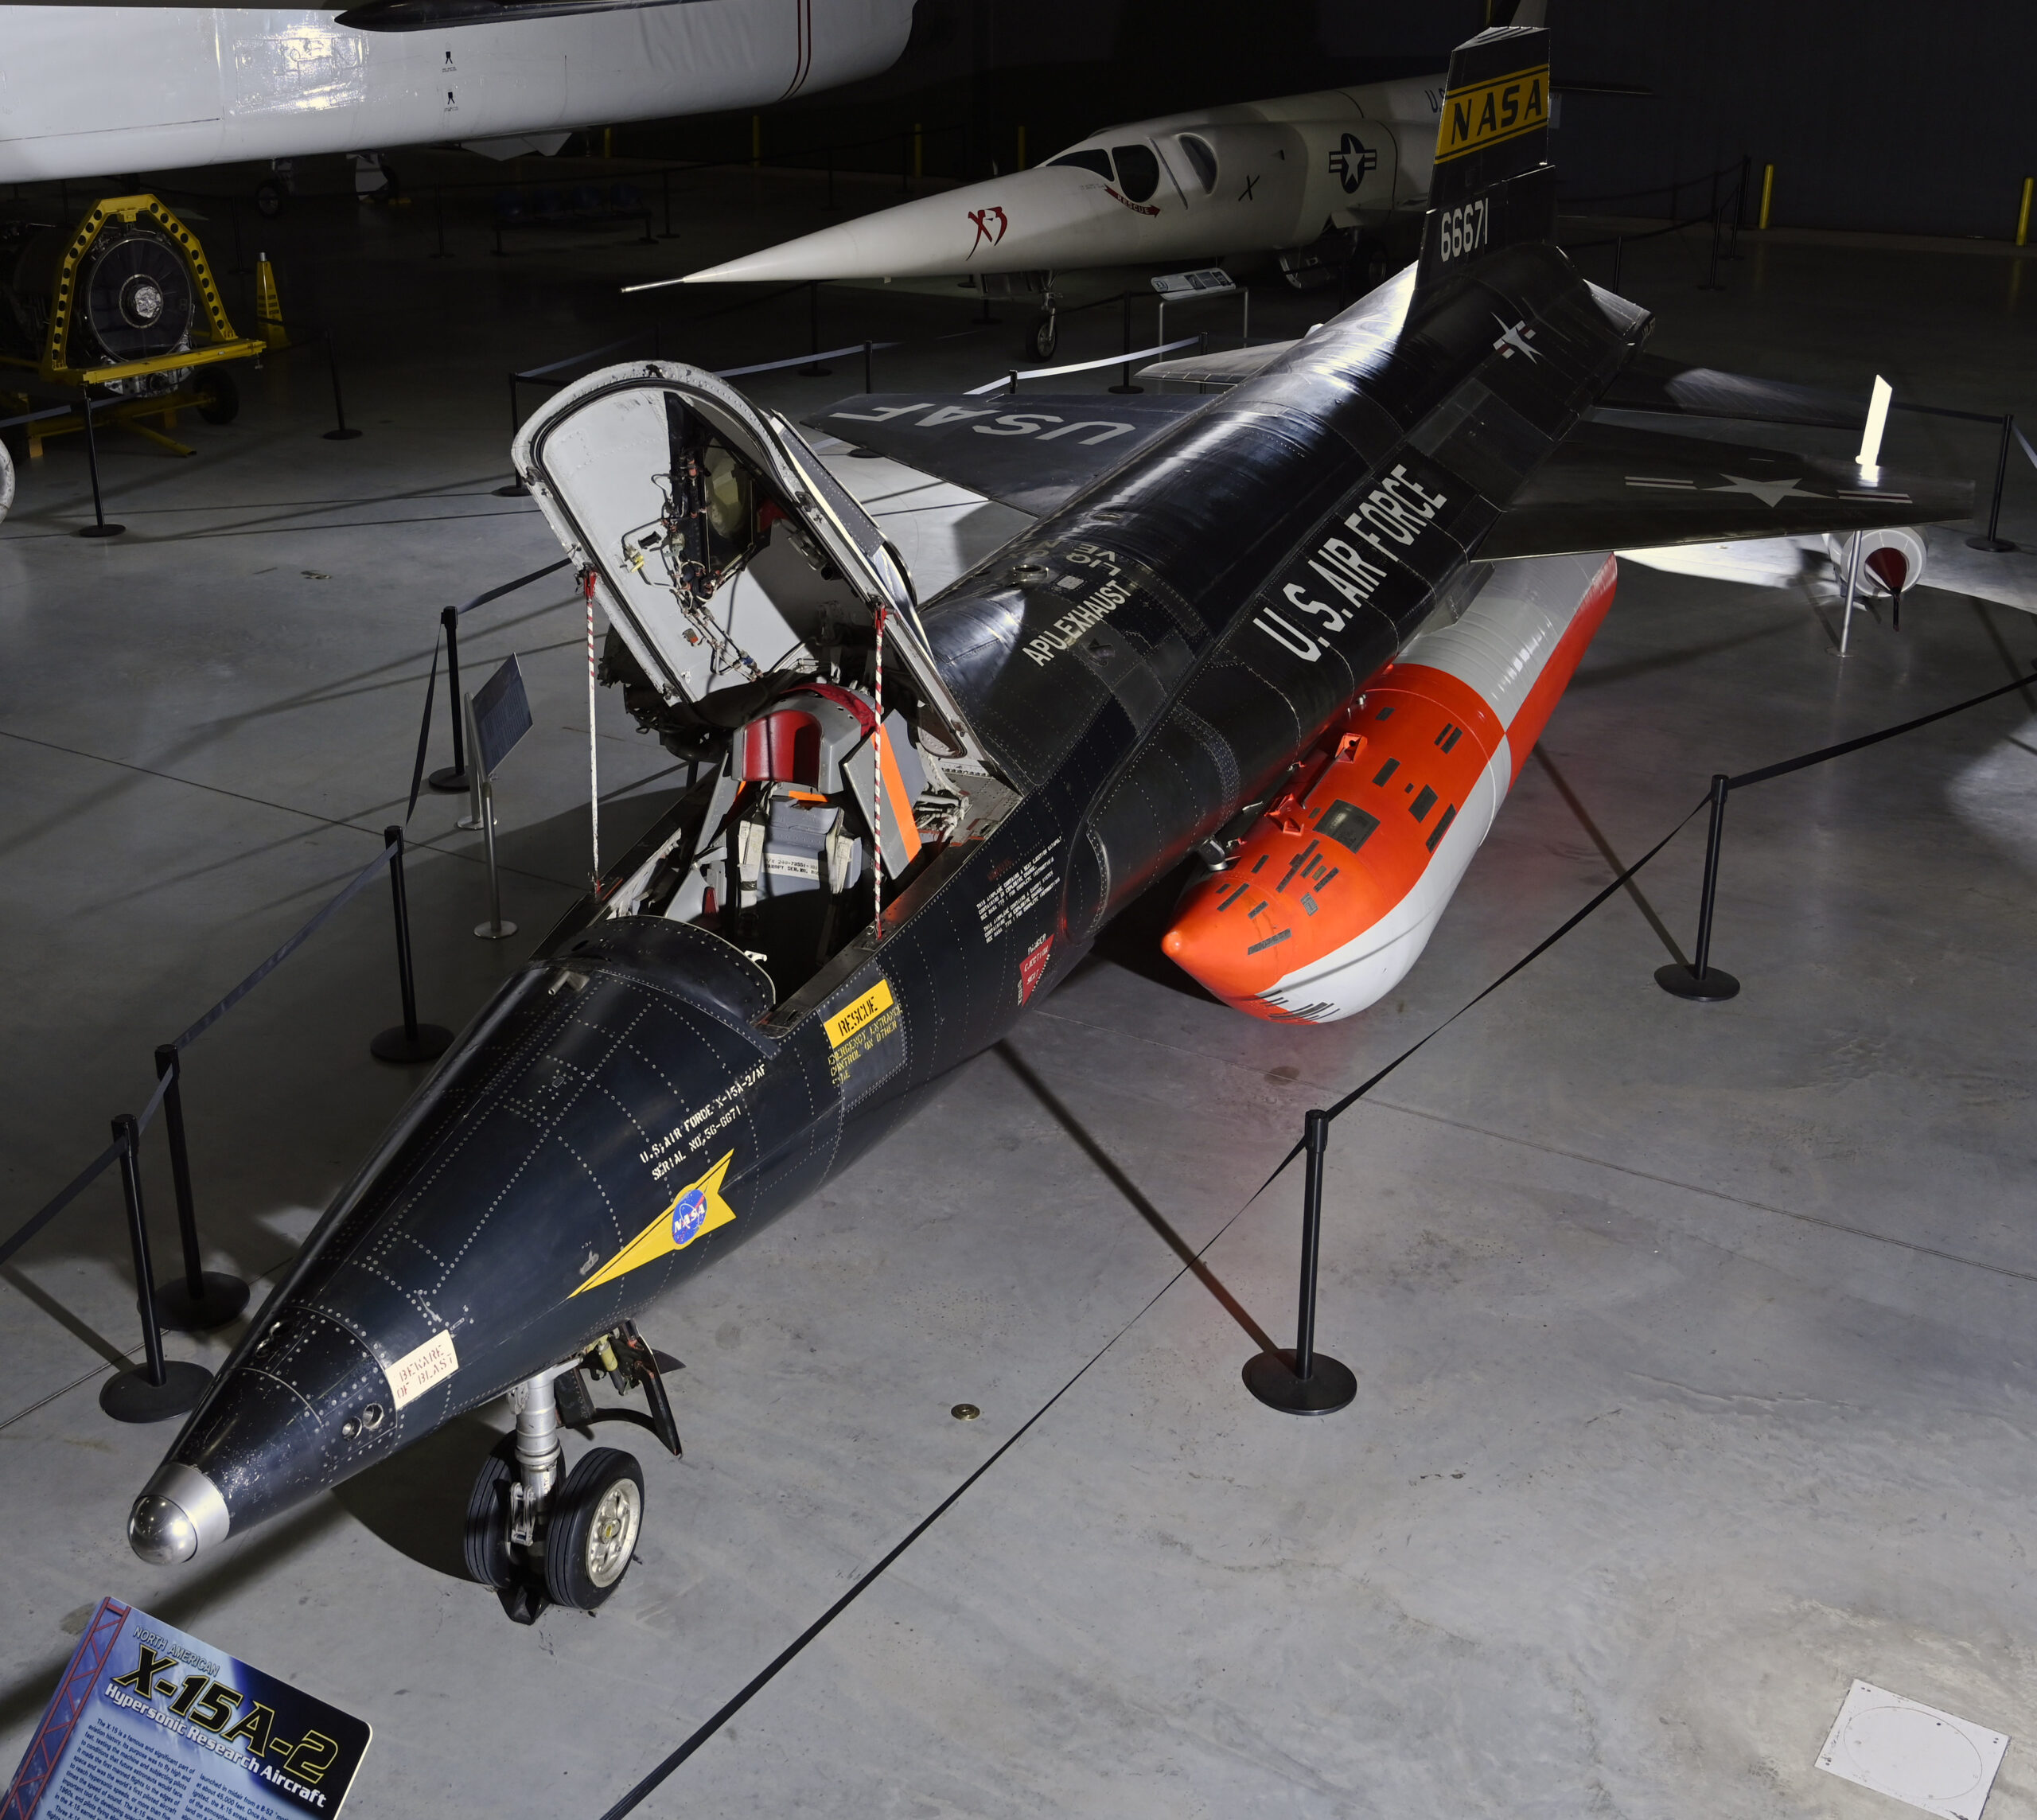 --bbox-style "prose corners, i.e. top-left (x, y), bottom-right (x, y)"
top-left (1029, 314), bottom-right (1058, 361)
top-left (462, 1434), bottom-right (518, 1590)
top-left (543, 1446), bottom-right (644, 1611)
top-left (0, 437), bottom-right (14, 529)
top-left (254, 179), bottom-right (286, 220)
top-left (197, 368), bottom-right (240, 426)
